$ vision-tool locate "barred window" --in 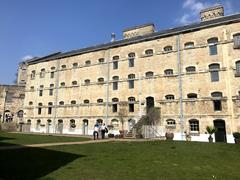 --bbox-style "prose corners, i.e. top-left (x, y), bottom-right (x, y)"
top-left (145, 49), bottom-right (153, 56)
top-left (145, 71), bottom-right (154, 77)
top-left (187, 93), bottom-right (197, 99)
top-left (166, 119), bottom-right (176, 125)
top-left (233, 33), bottom-right (240, 48)
top-left (98, 58), bottom-right (105, 64)
top-left (208, 37), bottom-right (218, 55)
top-left (209, 63), bottom-right (220, 82)
top-left (71, 100), bottom-right (77, 105)
top-left (189, 119), bottom-right (199, 132)
top-left (164, 69), bottom-right (173, 76)
top-left (165, 95), bottom-right (174, 100)
top-left (184, 42), bottom-right (194, 49)
top-left (186, 66), bottom-right (196, 73)
top-left (163, 46), bottom-right (173, 52)
top-left (97, 99), bottom-right (103, 103)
